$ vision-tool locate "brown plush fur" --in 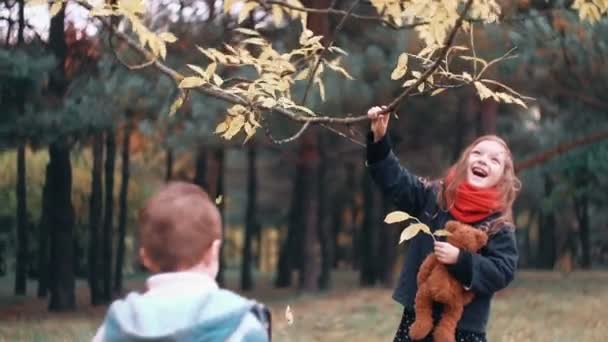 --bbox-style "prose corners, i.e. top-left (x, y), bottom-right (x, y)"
top-left (409, 221), bottom-right (488, 342)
